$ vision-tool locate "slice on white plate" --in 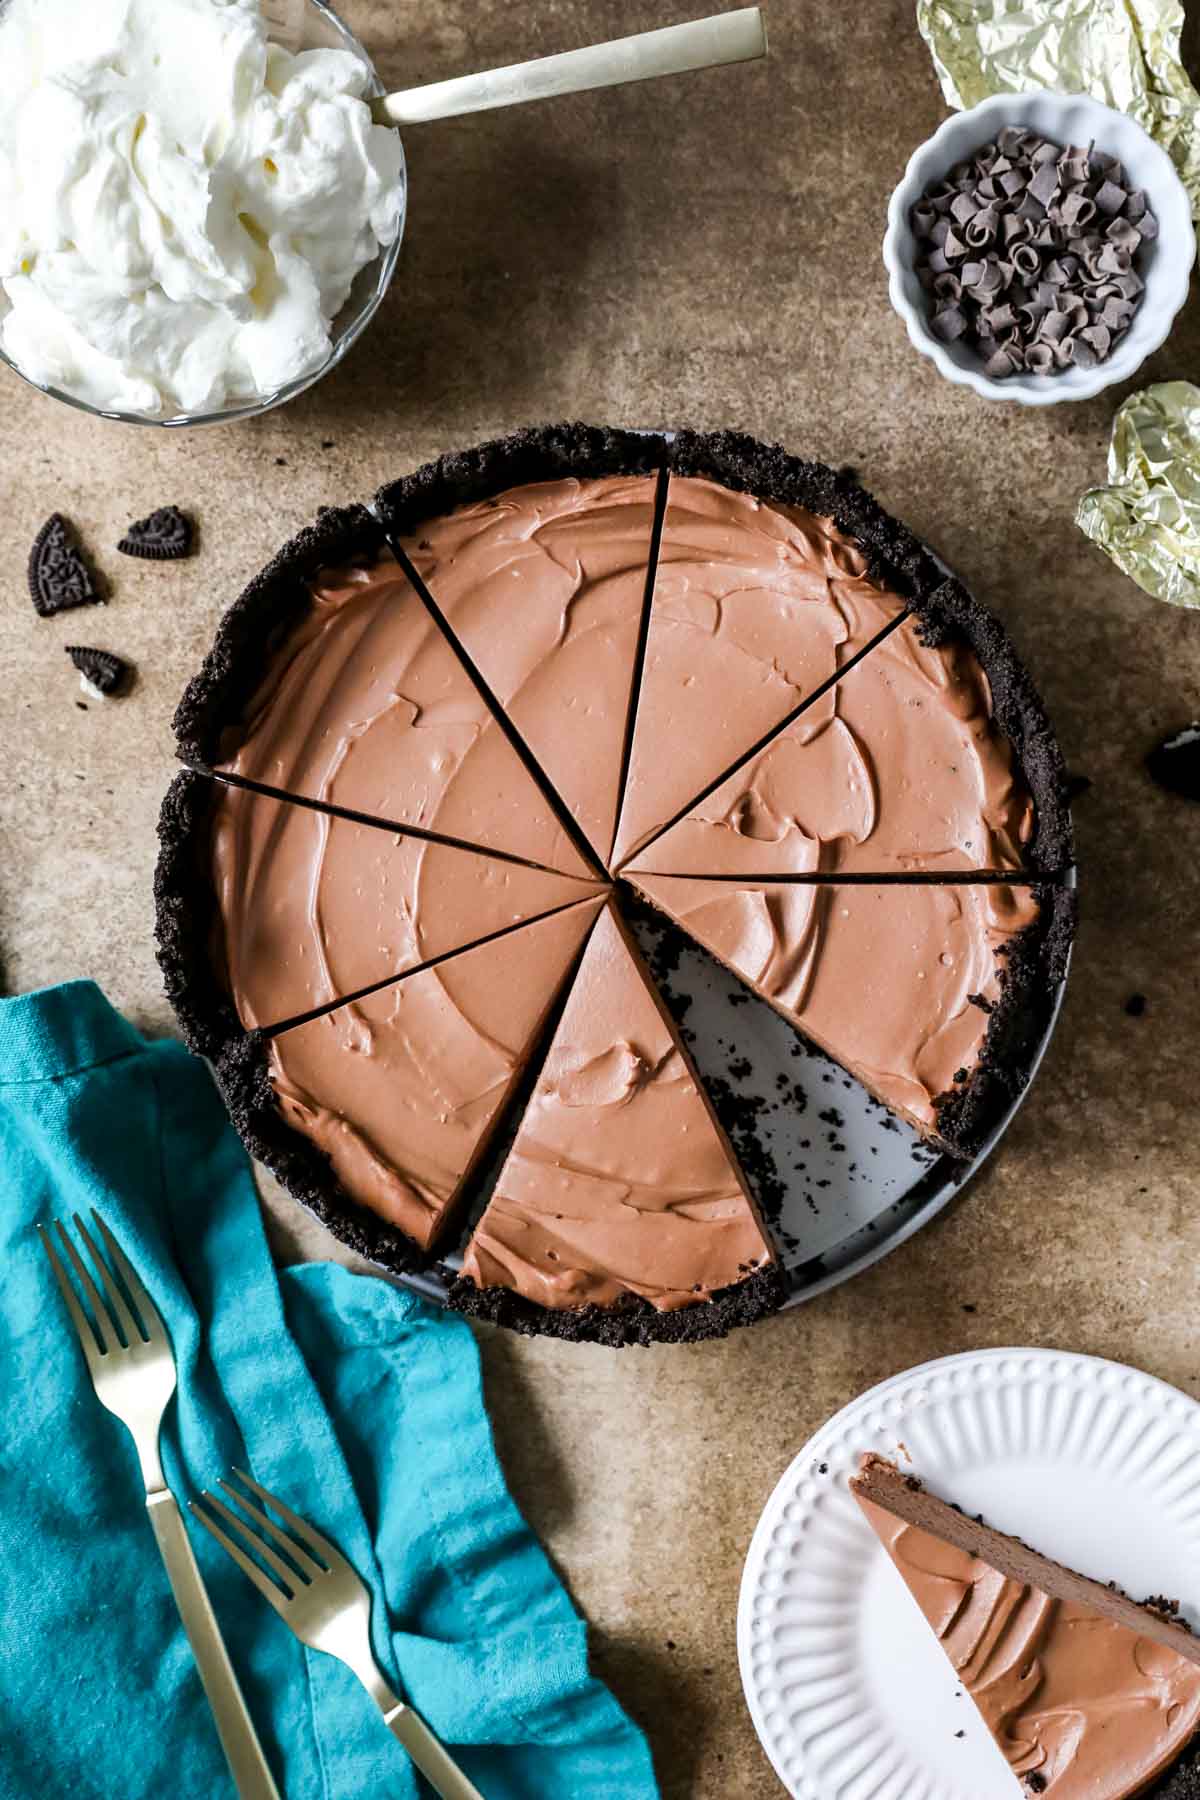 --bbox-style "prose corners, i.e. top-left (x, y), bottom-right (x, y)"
top-left (738, 1349), bottom-right (1200, 1800)
top-left (851, 1452), bottom-right (1200, 1799)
